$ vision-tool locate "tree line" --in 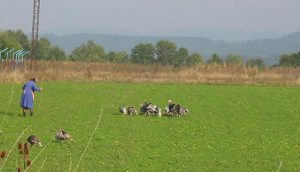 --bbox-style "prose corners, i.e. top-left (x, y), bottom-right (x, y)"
top-left (1, 29), bottom-right (299, 68)
top-left (278, 52), bottom-right (300, 67)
